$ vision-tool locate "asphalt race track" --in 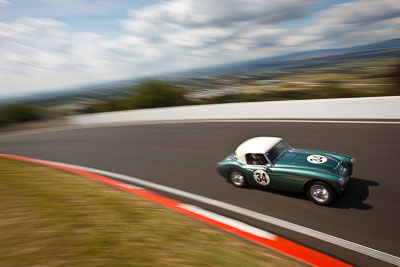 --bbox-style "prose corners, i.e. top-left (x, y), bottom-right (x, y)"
top-left (1, 121), bottom-right (399, 266)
